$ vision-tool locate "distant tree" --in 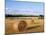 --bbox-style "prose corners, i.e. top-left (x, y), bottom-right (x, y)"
top-left (40, 15), bottom-right (44, 17)
top-left (39, 15), bottom-right (44, 19)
